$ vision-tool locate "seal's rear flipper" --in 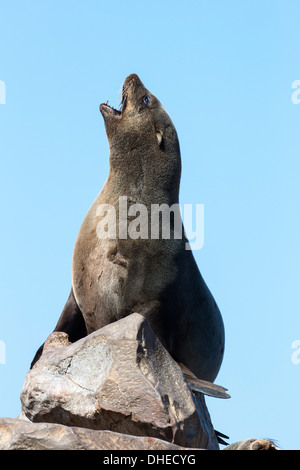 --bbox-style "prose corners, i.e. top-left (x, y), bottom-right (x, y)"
top-left (30, 287), bottom-right (87, 368)
top-left (178, 362), bottom-right (230, 399)
top-left (215, 430), bottom-right (230, 446)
